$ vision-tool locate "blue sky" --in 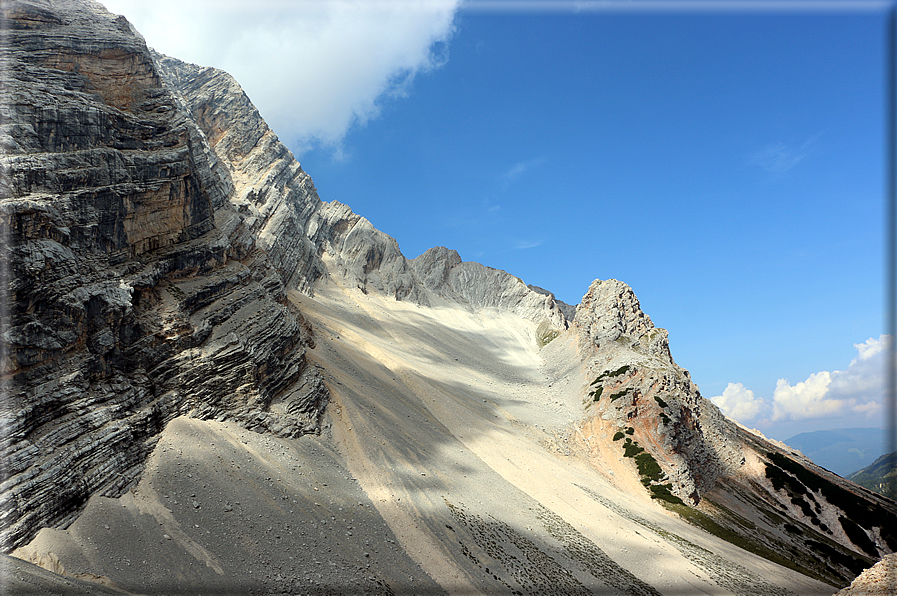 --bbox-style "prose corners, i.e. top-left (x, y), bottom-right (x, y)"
top-left (105, 0), bottom-right (892, 443)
